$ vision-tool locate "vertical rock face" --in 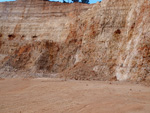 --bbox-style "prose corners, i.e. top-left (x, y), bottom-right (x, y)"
top-left (115, 0), bottom-right (150, 81)
top-left (60, 0), bottom-right (150, 81)
top-left (0, 0), bottom-right (91, 42)
top-left (0, 0), bottom-right (150, 82)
